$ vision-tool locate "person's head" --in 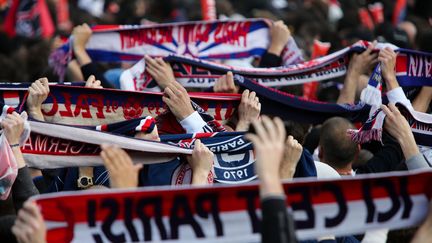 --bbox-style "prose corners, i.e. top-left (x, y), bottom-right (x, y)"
top-left (318, 117), bottom-right (359, 171)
